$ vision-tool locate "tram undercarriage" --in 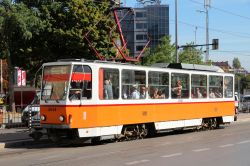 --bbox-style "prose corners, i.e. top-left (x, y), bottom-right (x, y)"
top-left (31, 117), bottom-right (227, 143)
